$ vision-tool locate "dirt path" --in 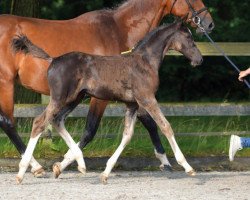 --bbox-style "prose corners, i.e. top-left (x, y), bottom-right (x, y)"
top-left (0, 171), bottom-right (249, 200)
